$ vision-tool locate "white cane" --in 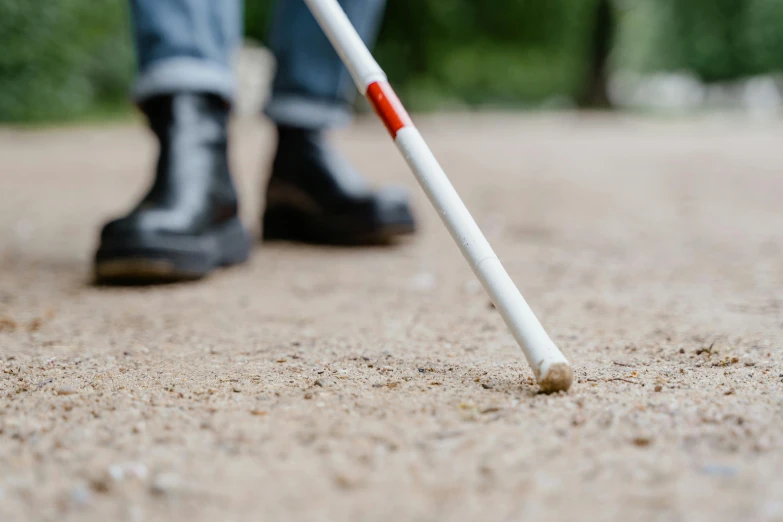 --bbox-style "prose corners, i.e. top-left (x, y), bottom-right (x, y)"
top-left (304, 0), bottom-right (573, 392)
